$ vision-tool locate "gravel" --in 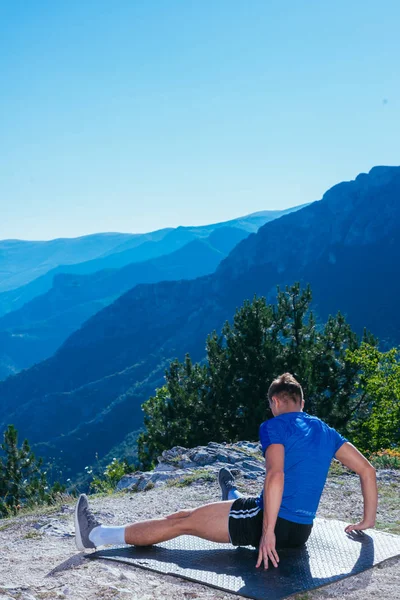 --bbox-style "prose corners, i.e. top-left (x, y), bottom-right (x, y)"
top-left (0, 467), bottom-right (398, 599)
